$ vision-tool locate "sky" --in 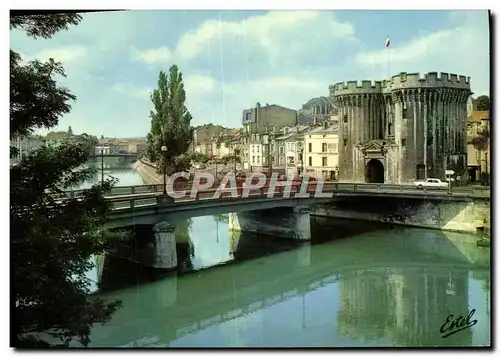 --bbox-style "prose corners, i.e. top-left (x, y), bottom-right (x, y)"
top-left (10, 10), bottom-right (490, 138)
